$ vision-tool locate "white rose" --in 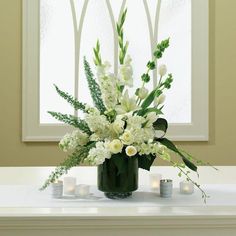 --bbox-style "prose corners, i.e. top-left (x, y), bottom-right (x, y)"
top-left (125, 146), bottom-right (137, 157)
top-left (112, 119), bottom-right (125, 134)
top-left (108, 139), bottom-right (123, 154)
top-left (158, 64), bottom-right (167, 76)
top-left (155, 94), bottom-right (166, 105)
top-left (120, 130), bottom-right (134, 145)
top-left (137, 87), bottom-right (149, 100)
